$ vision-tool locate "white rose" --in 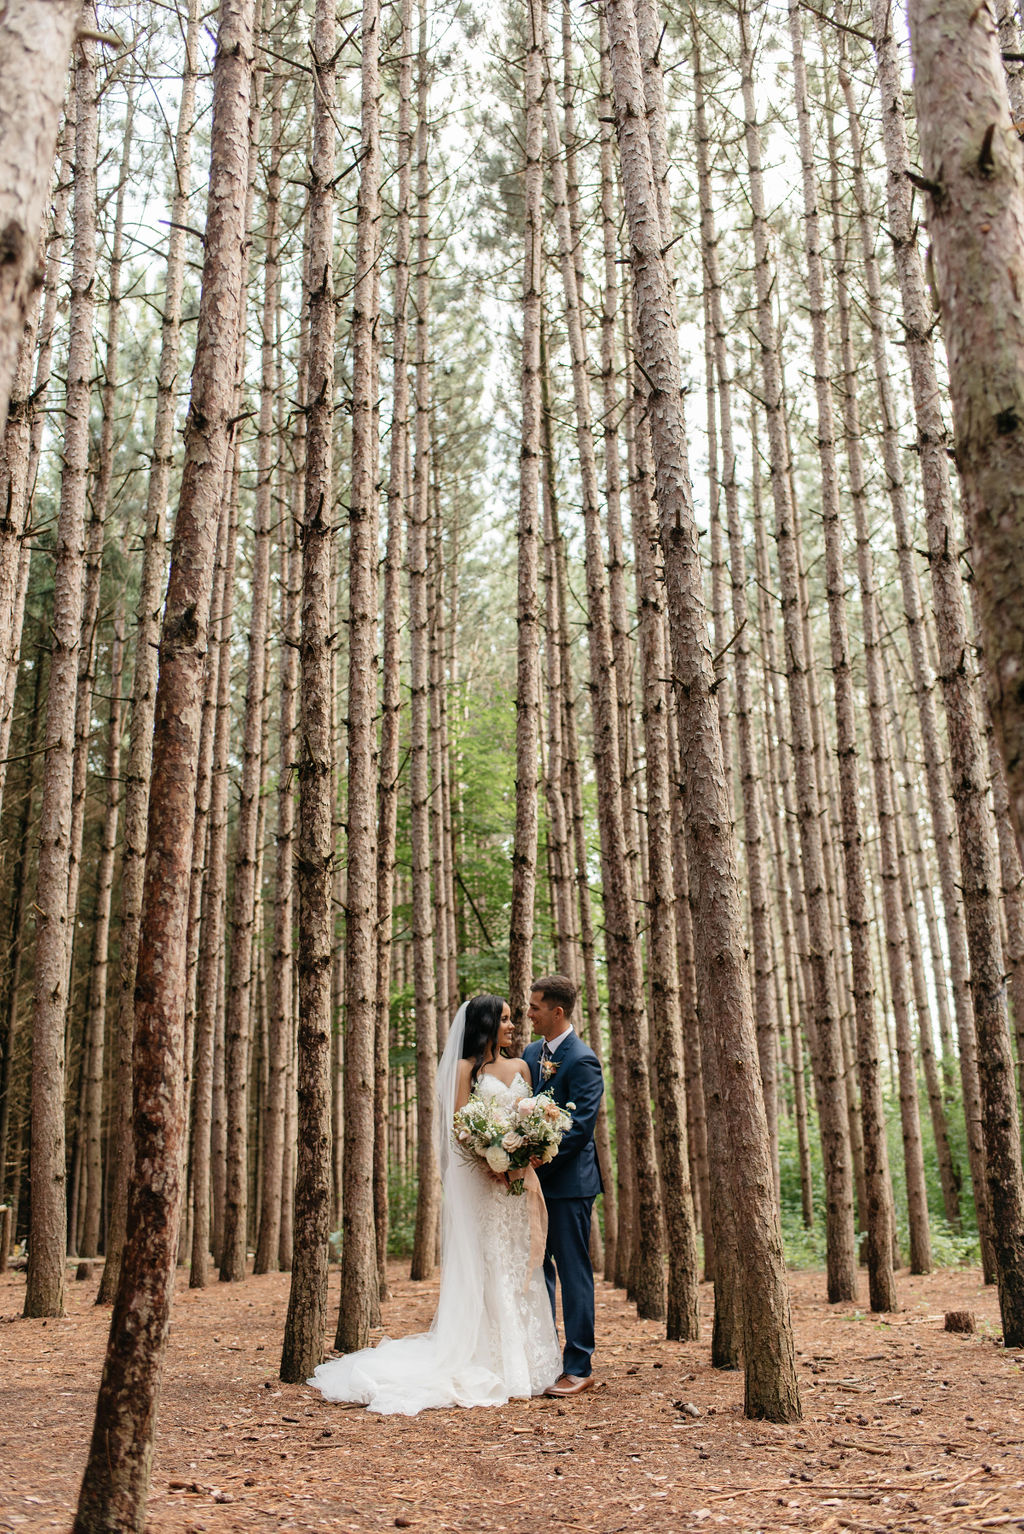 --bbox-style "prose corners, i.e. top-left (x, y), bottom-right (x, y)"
top-left (502, 1131), bottom-right (525, 1151)
top-left (485, 1145), bottom-right (511, 1173)
top-left (541, 1145), bottom-right (557, 1164)
top-left (516, 1097), bottom-right (537, 1116)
